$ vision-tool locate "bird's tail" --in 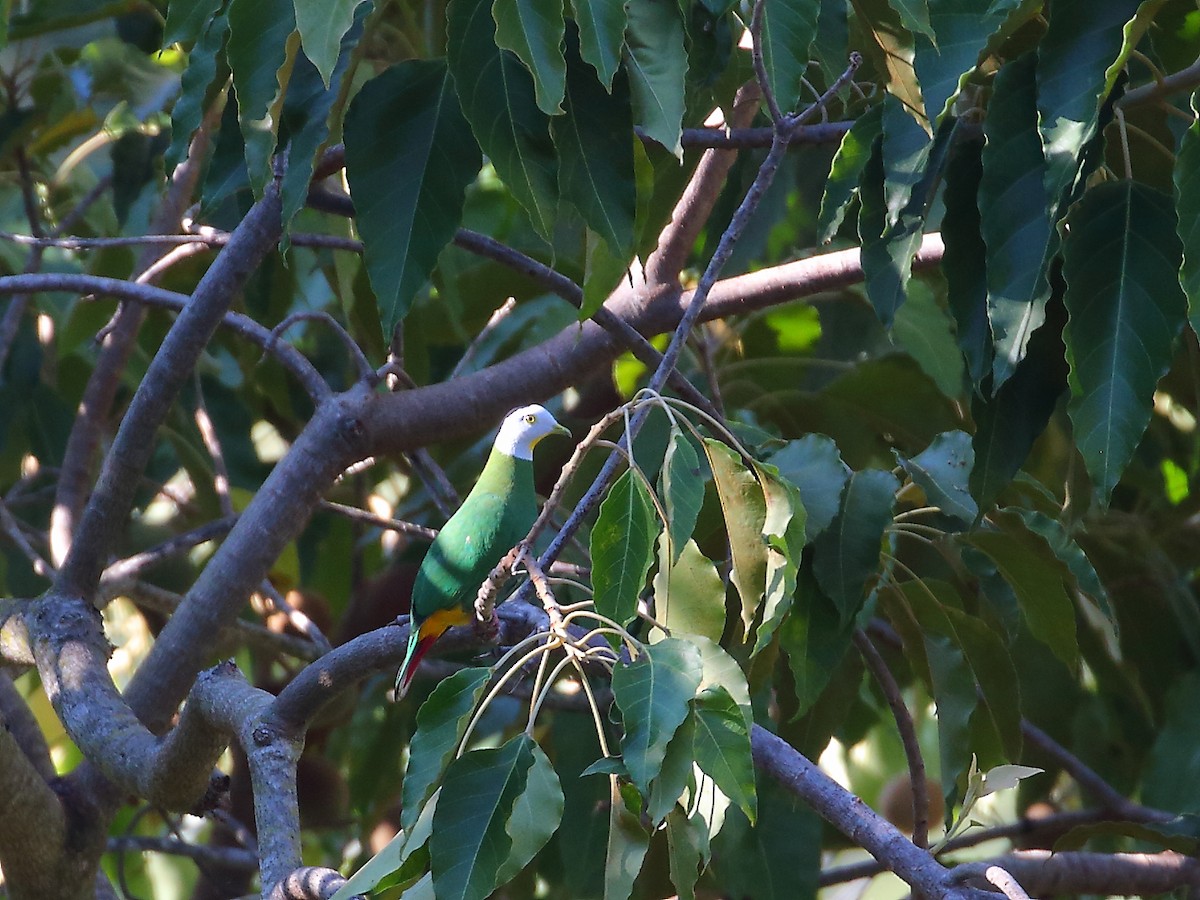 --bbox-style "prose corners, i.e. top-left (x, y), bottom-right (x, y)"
top-left (395, 622), bottom-right (437, 699)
